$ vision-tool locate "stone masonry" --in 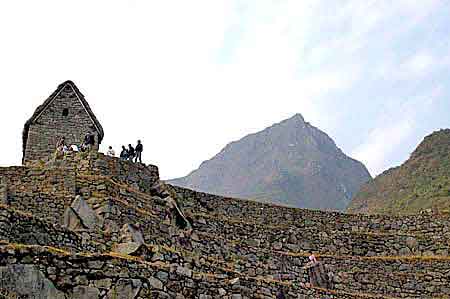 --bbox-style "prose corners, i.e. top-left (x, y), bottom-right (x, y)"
top-left (22, 80), bottom-right (104, 164)
top-left (2, 81), bottom-right (448, 298)
top-left (0, 153), bottom-right (449, 298)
